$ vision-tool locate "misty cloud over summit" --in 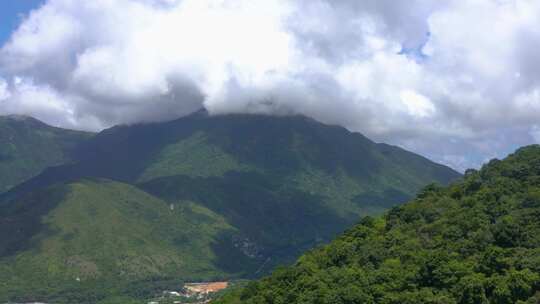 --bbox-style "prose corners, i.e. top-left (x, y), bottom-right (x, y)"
top-left (1, 0), bottom-right (540, 171)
